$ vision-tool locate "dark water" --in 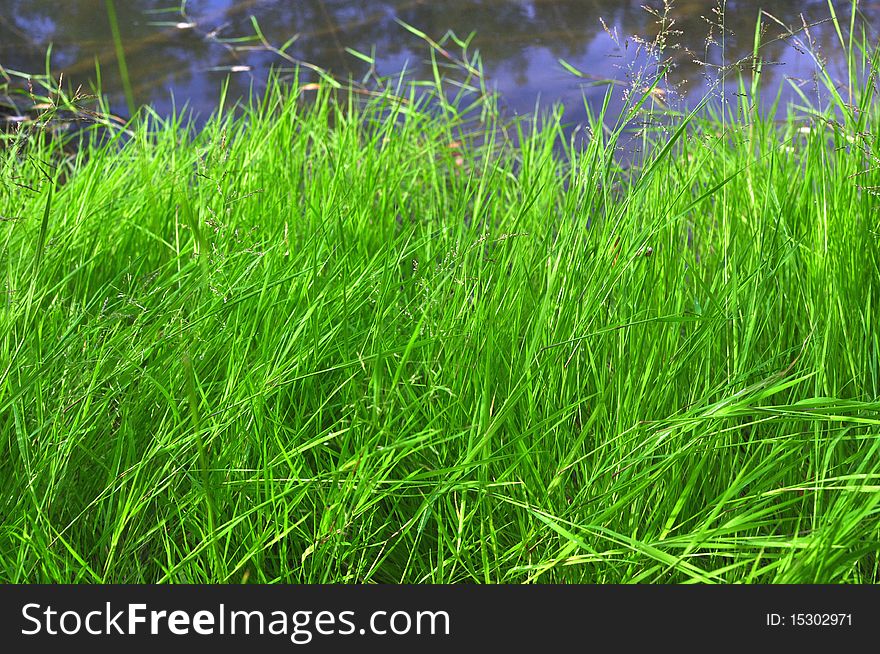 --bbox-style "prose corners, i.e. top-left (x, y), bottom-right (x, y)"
top-left (2, 1), bottom-right (879, 127)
